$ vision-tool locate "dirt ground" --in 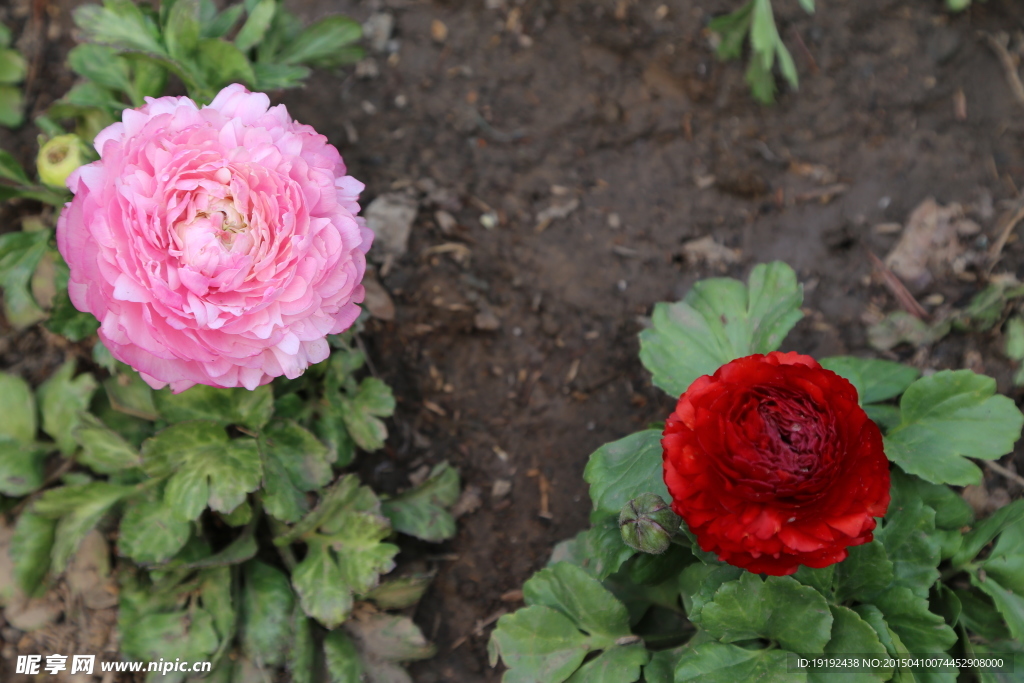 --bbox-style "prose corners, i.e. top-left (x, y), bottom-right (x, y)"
top-left (4, 0), bottom-right (1024, 680)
